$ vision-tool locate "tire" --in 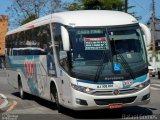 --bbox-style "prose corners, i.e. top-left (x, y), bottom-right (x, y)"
top-left (158, 71), bottom-right (160, 79)
top-left (152, 74), bottom-right (155, 77)
top-left (51, 85), bottom-right (63, 113)
top-left (18, 79), bottom-right (25, 99)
